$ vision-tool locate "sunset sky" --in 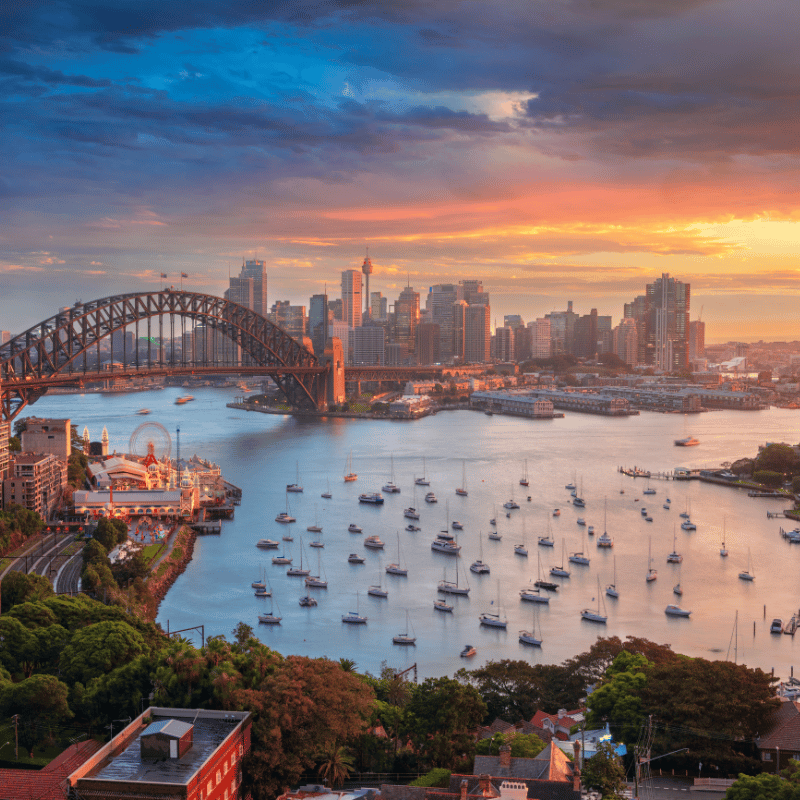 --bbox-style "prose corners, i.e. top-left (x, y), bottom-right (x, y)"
top-left (3, 0), bottom-right (799, 342)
